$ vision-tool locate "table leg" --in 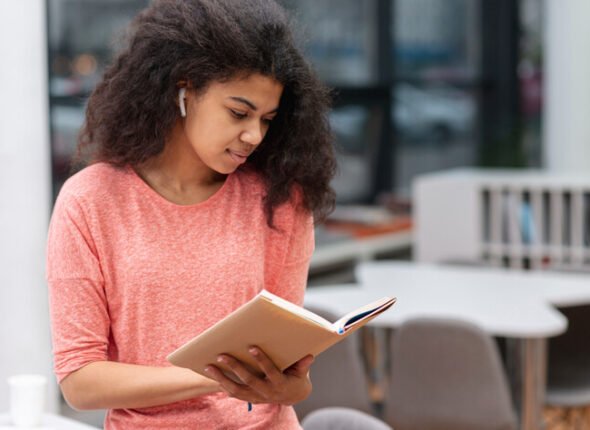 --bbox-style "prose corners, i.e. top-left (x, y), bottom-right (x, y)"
top-left (359, 327), bottom-right (390, 417)
top-left (506, 338), bottom-right (547, 430)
